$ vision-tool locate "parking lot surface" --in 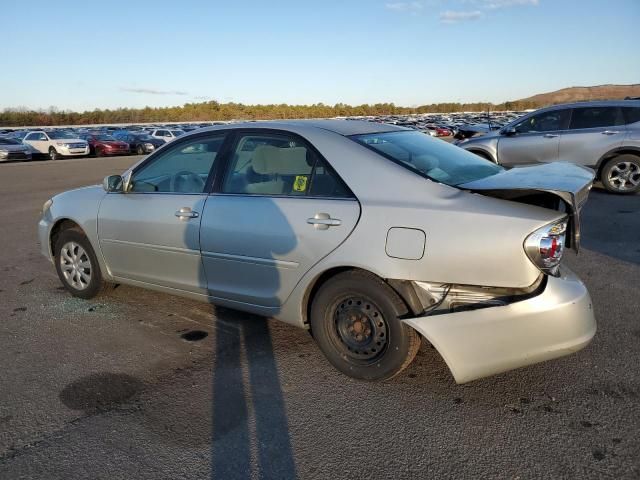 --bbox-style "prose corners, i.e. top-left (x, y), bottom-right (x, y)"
top-left (0, 156), bottom-right (639, 479)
